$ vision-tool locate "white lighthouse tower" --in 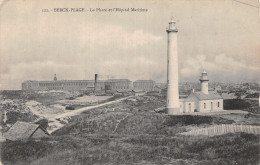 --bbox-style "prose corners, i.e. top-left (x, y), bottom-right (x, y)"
top-left (166, 18), bottom-right (180, 115)
top-left (200, 71), bottom-right (209, 94)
